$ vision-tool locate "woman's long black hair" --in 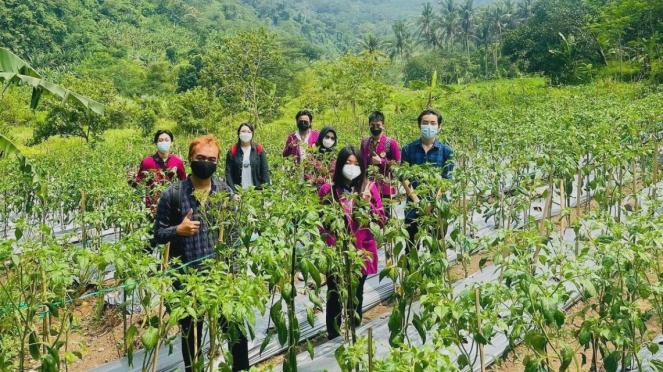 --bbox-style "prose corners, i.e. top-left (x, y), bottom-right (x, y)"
top-left (331, 145), bottom-right (366, 192)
